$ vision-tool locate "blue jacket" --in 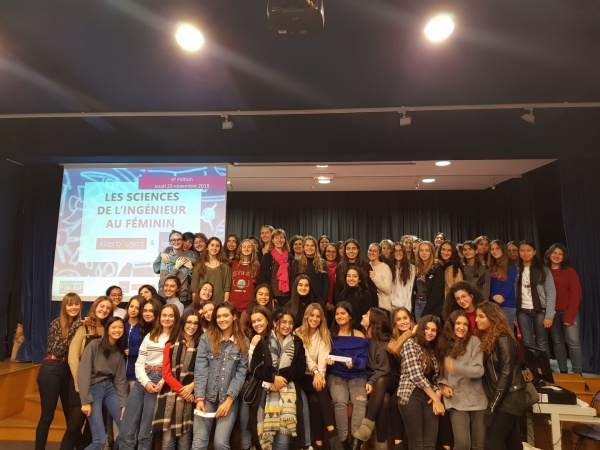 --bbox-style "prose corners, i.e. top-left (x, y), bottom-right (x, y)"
top-left (194, 333), bottom-right (248, 404)
top-left (490, 262), bottom-right (518, 308)
top-left (124, 322), bottom-right (141, 382)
